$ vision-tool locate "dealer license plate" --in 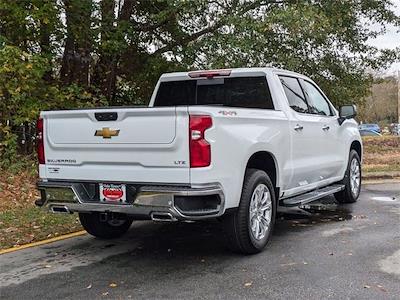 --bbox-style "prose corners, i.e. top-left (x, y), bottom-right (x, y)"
top-left (99, 183), bottom-right (127, 203)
